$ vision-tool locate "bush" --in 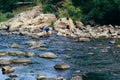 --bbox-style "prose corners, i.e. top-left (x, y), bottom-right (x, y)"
top-left (6, 12), bottom-right (14, 18)
top-left (49, 21), bottom-right (54, 29)
top-left (57, 0), bottom-right (82, 21)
